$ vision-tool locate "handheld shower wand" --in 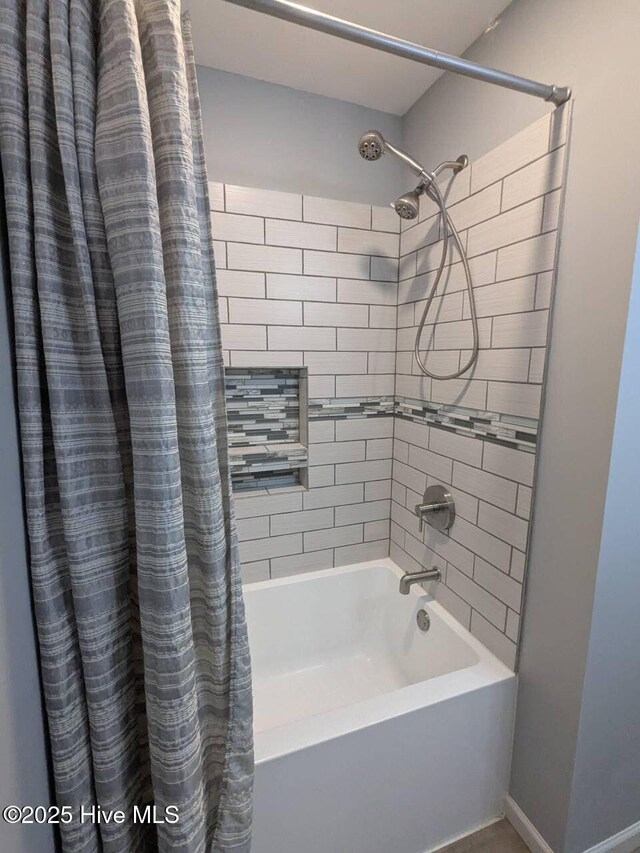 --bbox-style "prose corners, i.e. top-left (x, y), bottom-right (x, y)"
top-left (358, 130), bottom-right (479, 380)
